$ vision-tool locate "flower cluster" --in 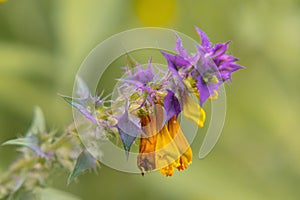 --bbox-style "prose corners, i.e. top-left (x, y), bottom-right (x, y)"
top-left (68, 27), bottom-right (243, 176)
